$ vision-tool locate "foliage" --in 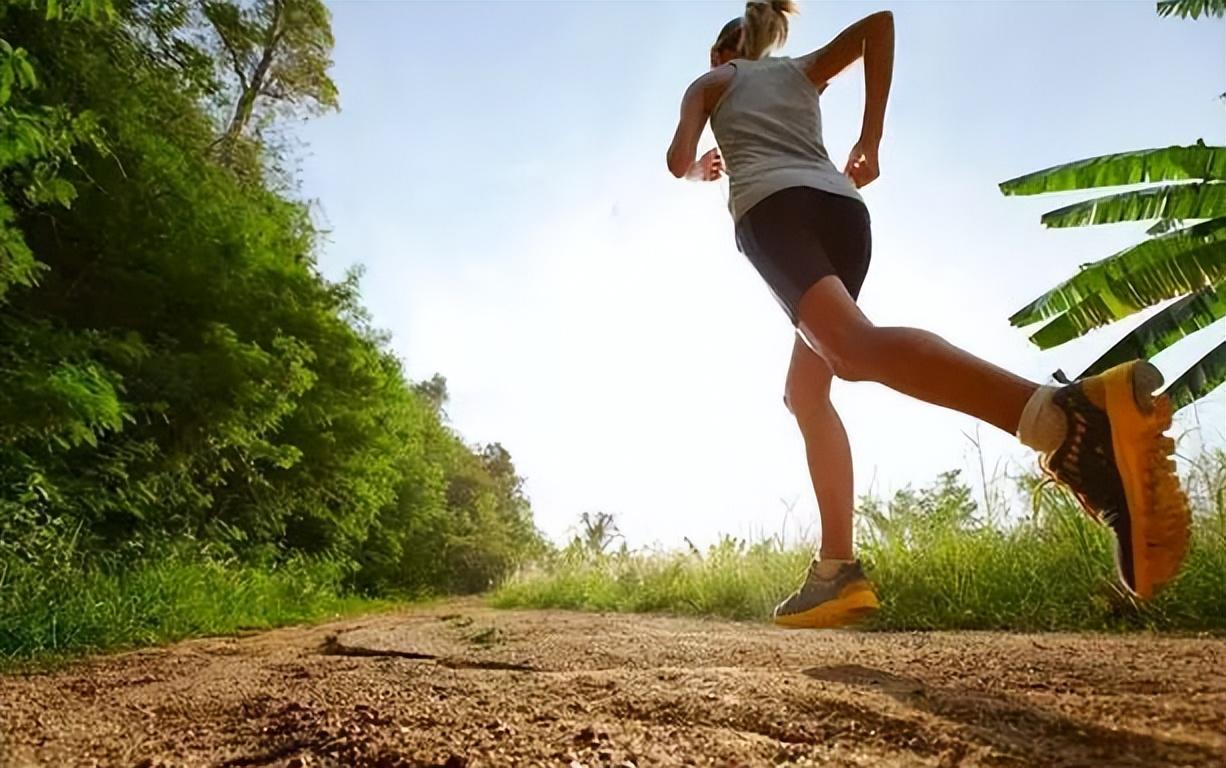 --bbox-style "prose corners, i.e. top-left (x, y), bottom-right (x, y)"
top-left (1156, 0), bottom-right (1225, 20)
top-left (999, 6), bottom-right (1226, 409)
top-left (1, 0), bottom-right (541, 663)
